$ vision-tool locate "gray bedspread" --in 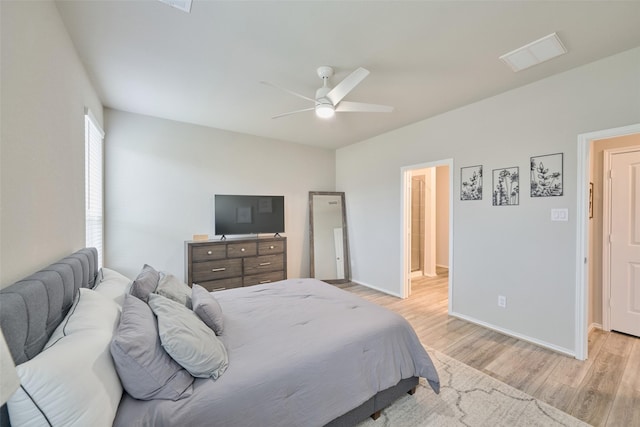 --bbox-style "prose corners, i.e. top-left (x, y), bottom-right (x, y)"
top-left (114, 278), bottom-right (439, 427)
